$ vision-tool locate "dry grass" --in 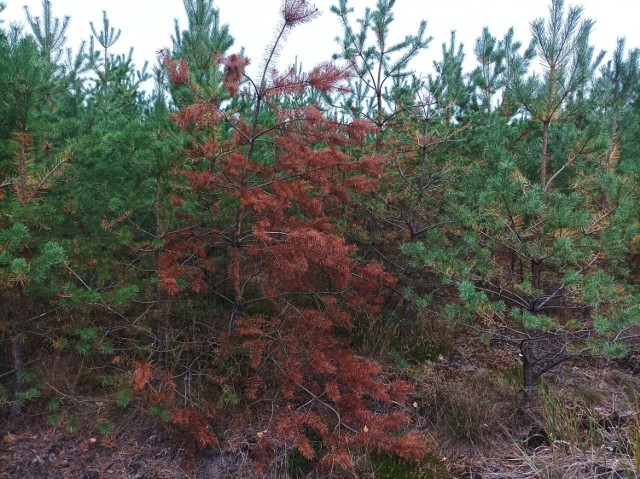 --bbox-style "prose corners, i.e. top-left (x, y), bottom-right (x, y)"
top-left (478, 442), bottom-right (638, 478)
top-left (415, 369), bottom-right (518, 458)
top-left (467, 361), bottom-right (640, 479)
top-left (407, 323), bottom-right (640, 478)
top-left (351, 314), bottom-right (453, 365)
